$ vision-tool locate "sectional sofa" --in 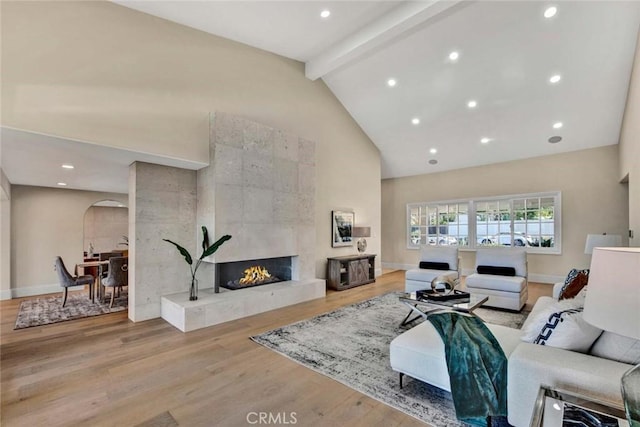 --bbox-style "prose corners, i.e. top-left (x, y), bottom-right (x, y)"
top-left (389, 283), bottom-right (637, 426)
